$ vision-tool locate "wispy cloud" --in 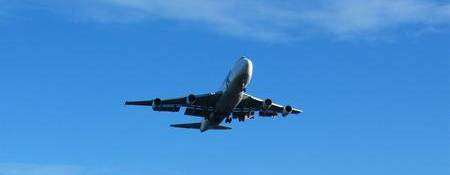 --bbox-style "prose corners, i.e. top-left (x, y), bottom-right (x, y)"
top-left (69, 0), bottom-right (305, 41)
top-left (3, 0), bottom-right (450, 41)
top-left (302, 0), bottom-right (450, 38)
